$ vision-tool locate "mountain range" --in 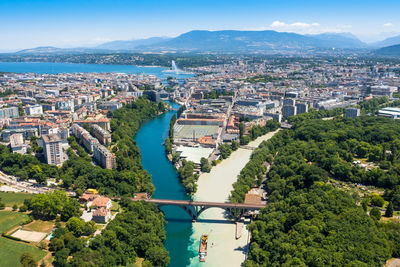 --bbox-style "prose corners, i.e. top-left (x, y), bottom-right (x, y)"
top-left (10, 30), bottom-right (400, 55)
